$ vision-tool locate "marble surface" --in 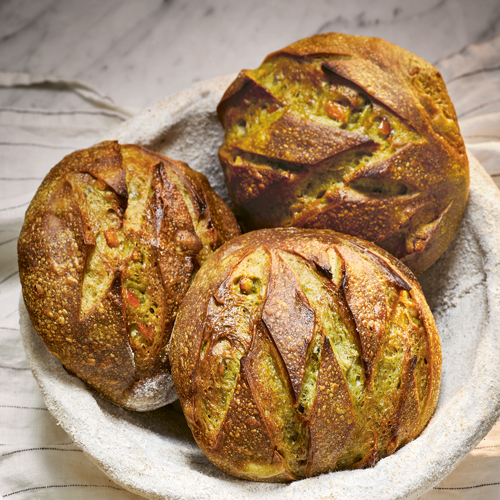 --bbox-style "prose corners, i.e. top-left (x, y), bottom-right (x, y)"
top-left (1, 0), bottom-right (500, 112)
